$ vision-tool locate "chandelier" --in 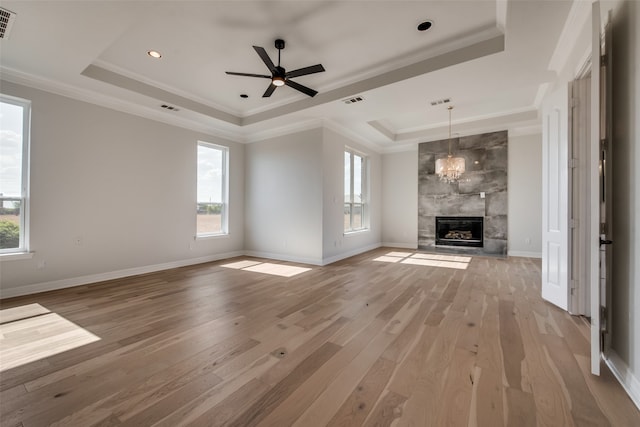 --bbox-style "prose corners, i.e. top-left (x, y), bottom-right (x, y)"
top-left (435, 106), bottom-right (465, 183)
